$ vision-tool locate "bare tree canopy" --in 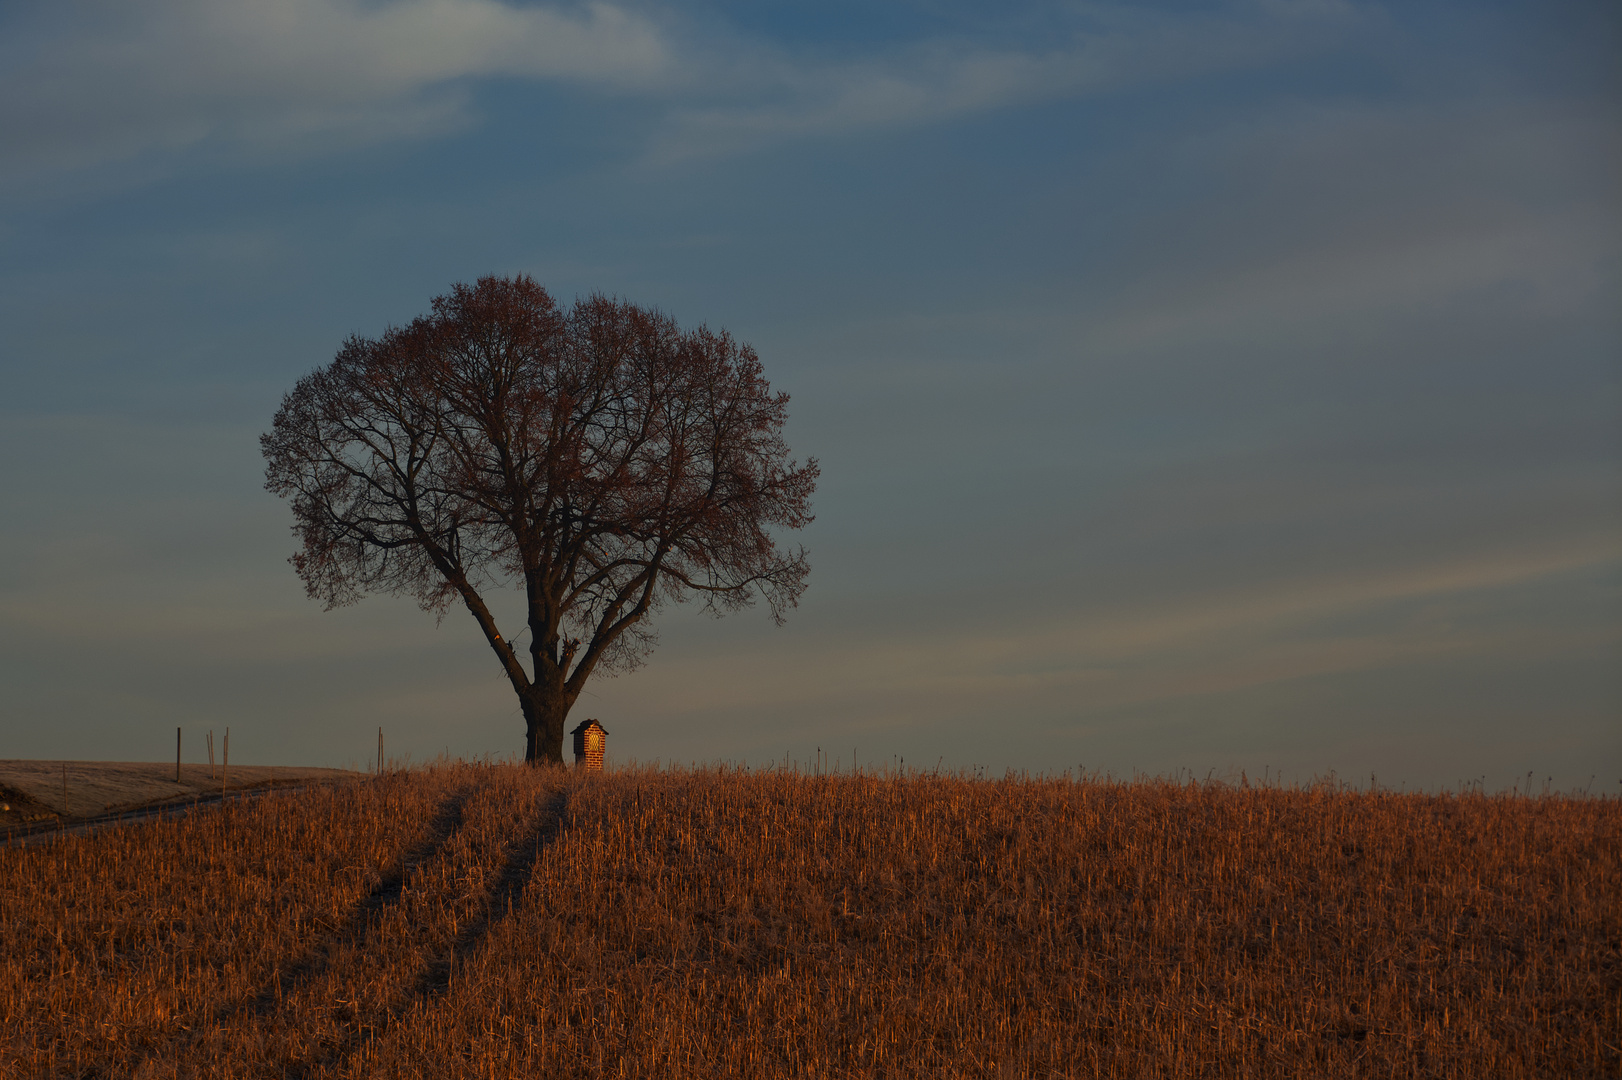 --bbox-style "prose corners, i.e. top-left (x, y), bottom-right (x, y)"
top-left (262, 276), bottom-right (817, 763)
